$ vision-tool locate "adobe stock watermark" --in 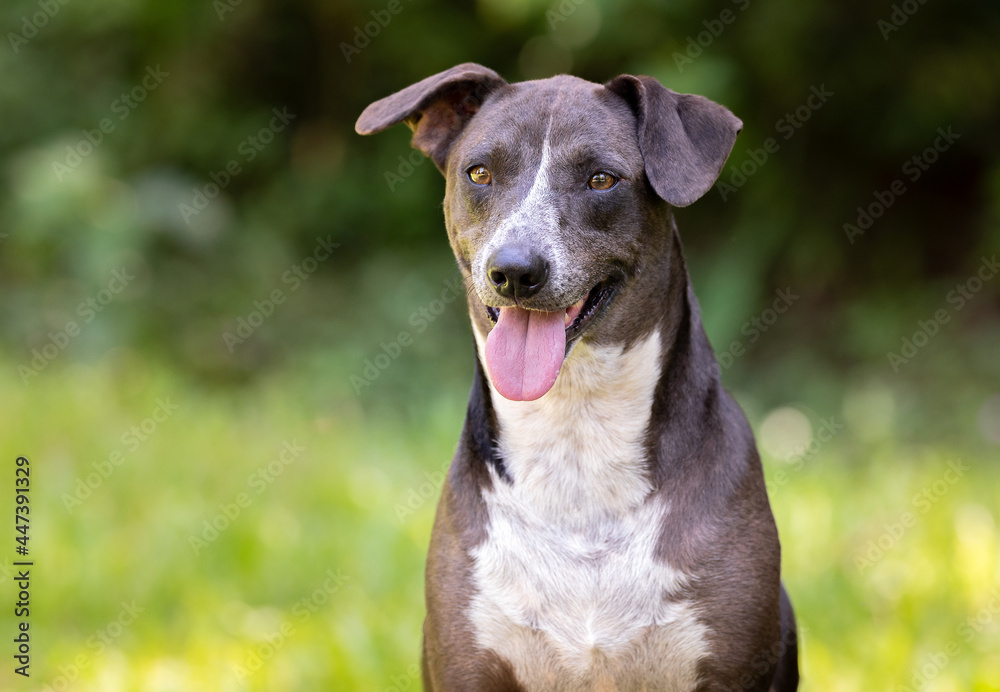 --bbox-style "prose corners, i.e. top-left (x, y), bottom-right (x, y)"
top-left (62, 397), bottom-right (179, 513)
top-left (7, 0), bottom-right (70, 54)
top-left (222, 235), bottom-right (339, 352)
top-left (878, 0), bottom-right (931, 40)
top-left (349, 272), bottom-right (466, 394)
top-left (341, 0), bottom-right (413, 63)
top-left (853, 459), bottom-right (969, 573)
top-left (232, 568), bottom-right (349, 684)
top-left (733, 626), bottom-right (807, 692)
top-left (896, 642), bottom-right (961, 692)
top-left (384, 151), bottom-right (428, 191)
top-left (51, 65), bottom-right (169, 181)
top-left (716, 287), bottom-right (799, 370)
top-left (672, 0), bottom-right (751, 72)
top-left (39, 599), bottom-right (144, 692)
top-left (394, 460), bottom-right (449, 522)
top-left (179, 106), bottom-right (296, 224)
top-left (189, 440), bottom-right (306, 556)
top-left (844, 126), bottom-right (959, 244)
top-left (214, 0), bottom-right (244, 21)
top-left (957, 586), bottom-right (1000, 645)
top-left (893, 586), bottom-right (999, 692)
top-left (887, 255), bottom-right (998, 372)
top-left (18, 266), bottom-right (136, 385)
top-left (383, 663), bottom-right (422, 692)
top-left (546, 0), bottom-right (588, 30)
top-left (717, 84), bottom-right (833, 201)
